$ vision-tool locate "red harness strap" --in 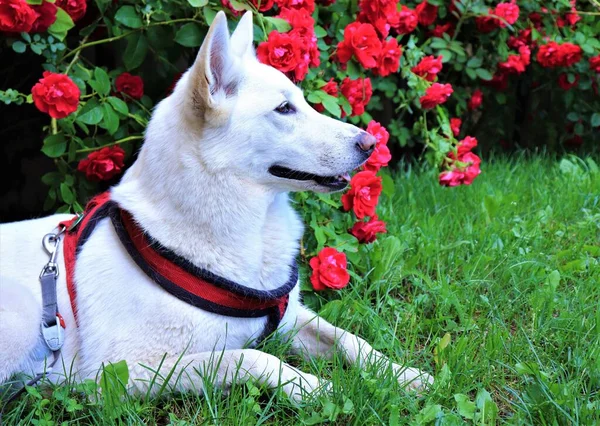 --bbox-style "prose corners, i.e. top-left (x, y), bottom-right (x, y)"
top-left (60, 192), bottom-right (112, 323)
top-left (59, 192), bottom-right (296, 341)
